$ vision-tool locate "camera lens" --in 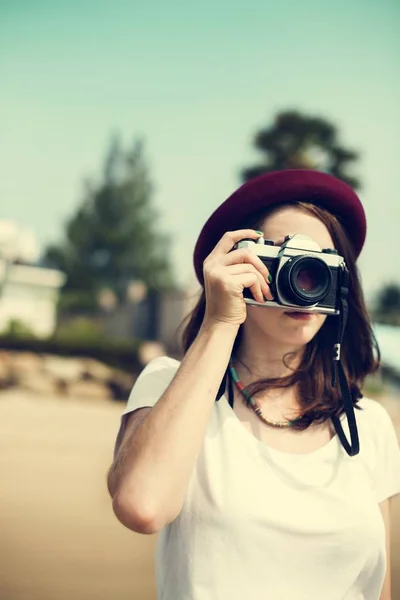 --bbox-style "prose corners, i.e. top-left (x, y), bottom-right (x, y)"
top-left (279, 256), bottom-right (332, 306)
top-left (296, 268), bottom-right (318, 292)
